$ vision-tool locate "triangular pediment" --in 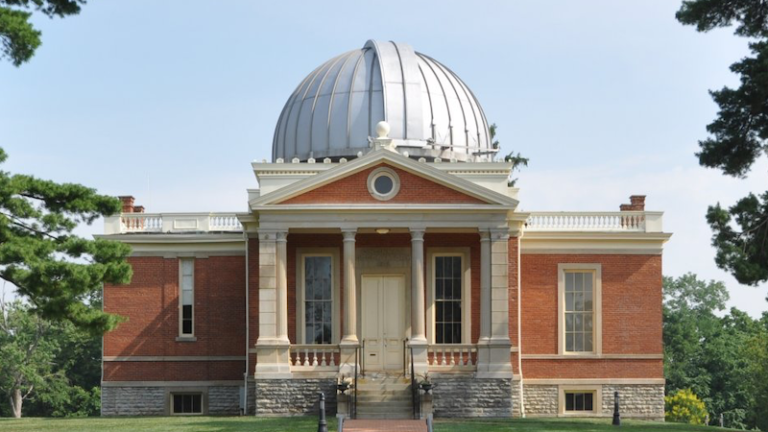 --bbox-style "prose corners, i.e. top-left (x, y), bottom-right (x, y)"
top-left (249, 150), bottom-right (519, 210)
